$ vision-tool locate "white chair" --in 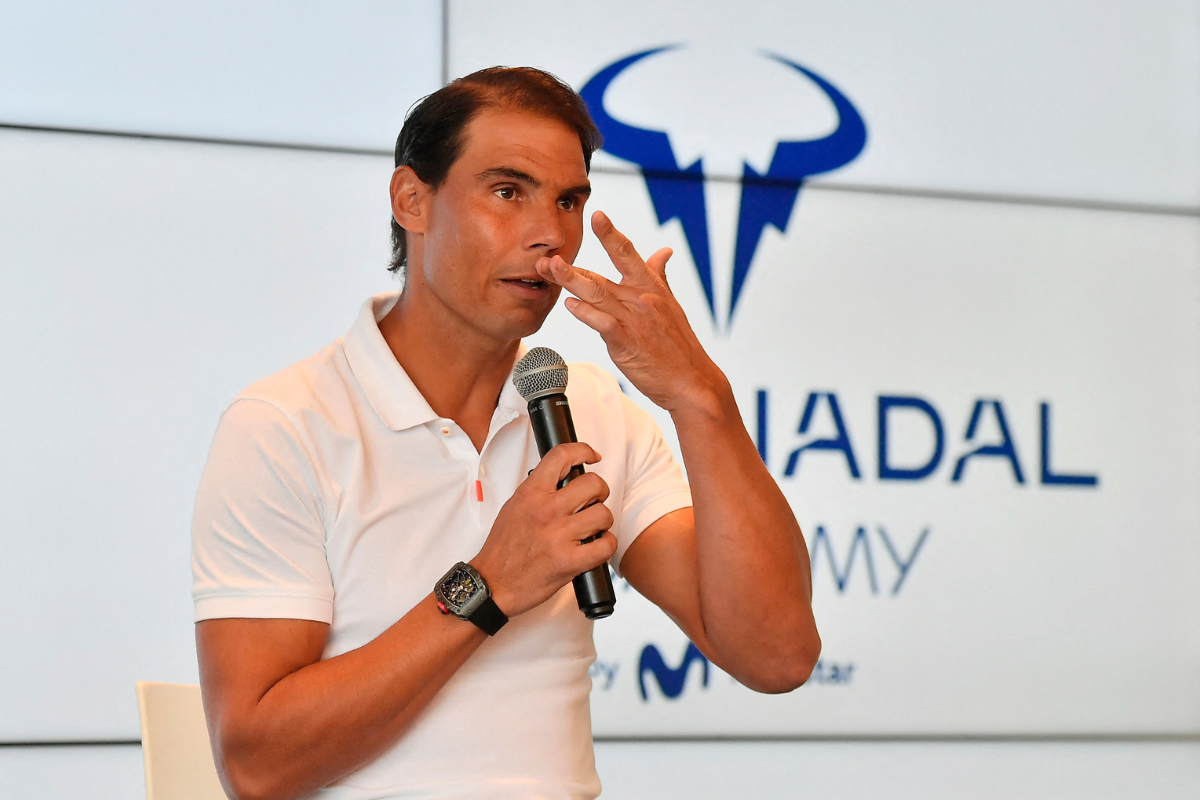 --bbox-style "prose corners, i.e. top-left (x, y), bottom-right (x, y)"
top-left (136, 681), bottom-right (228, 800)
